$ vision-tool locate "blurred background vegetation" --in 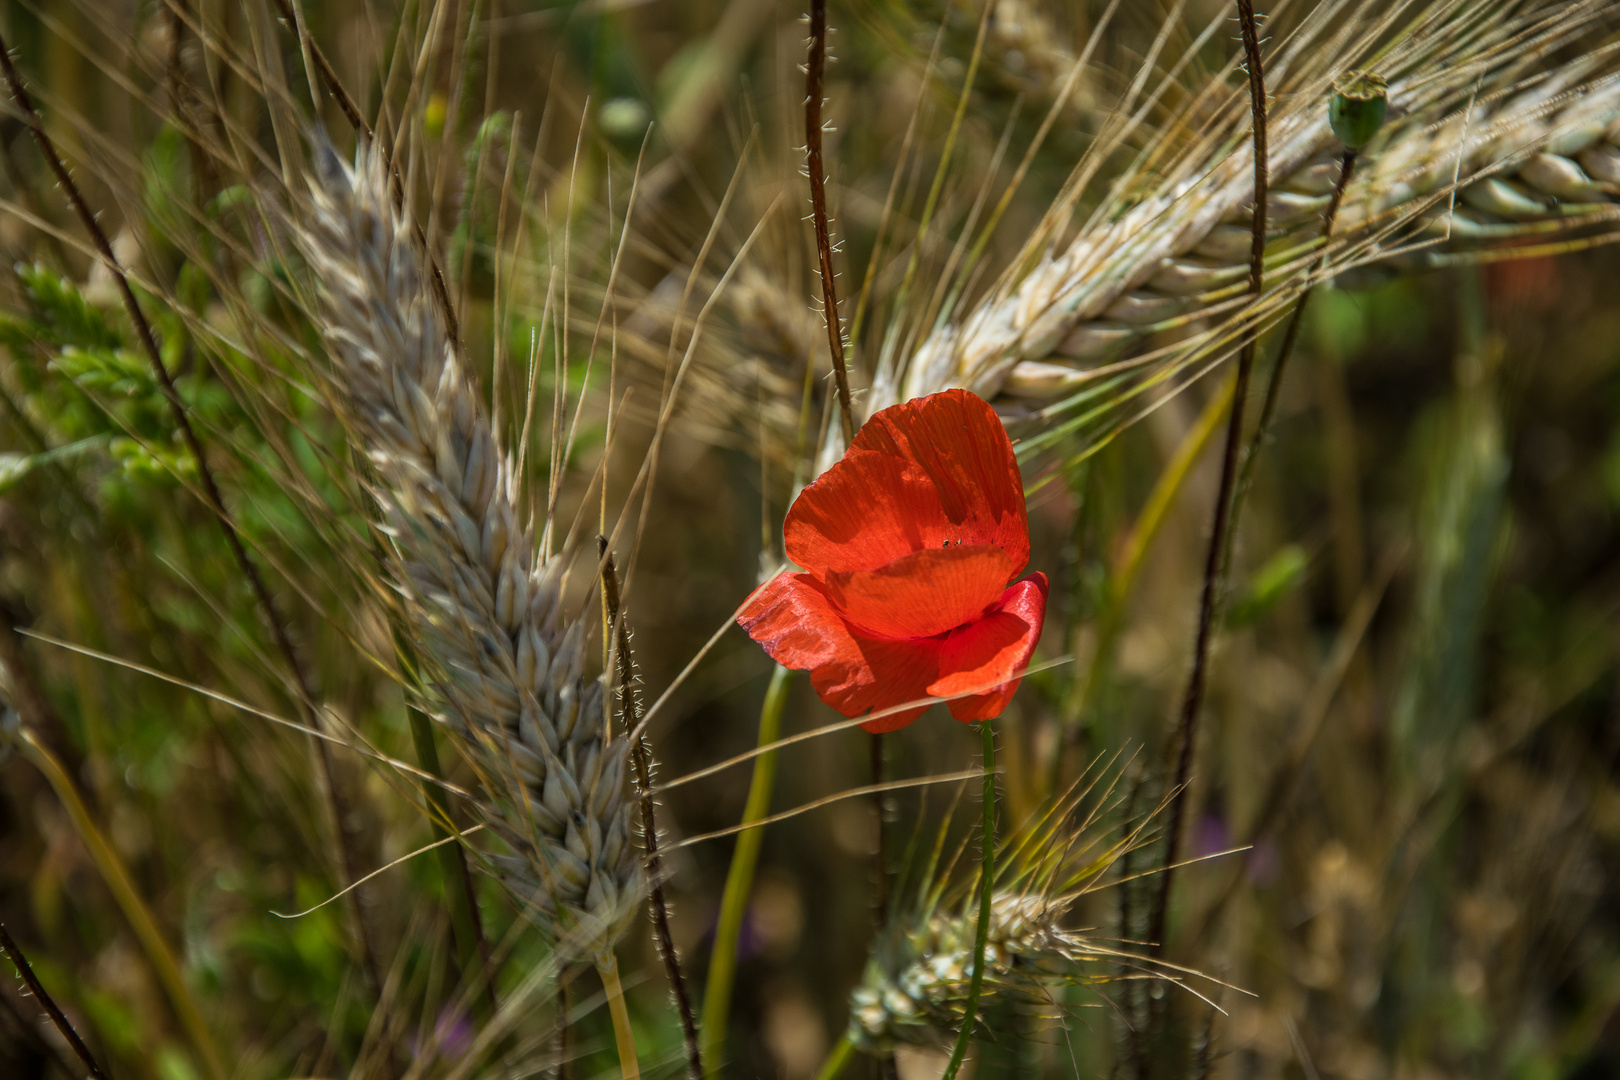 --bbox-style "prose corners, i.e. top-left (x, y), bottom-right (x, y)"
top-left (0, 1), bottom-right (1617, 1079)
